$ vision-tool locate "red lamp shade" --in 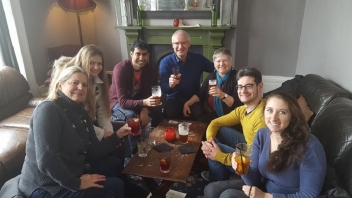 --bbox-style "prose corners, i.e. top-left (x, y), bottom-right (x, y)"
top-left (58, 0), bottom-right (96, 12)
top-left (57, 0), bottom-right (97, 46)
